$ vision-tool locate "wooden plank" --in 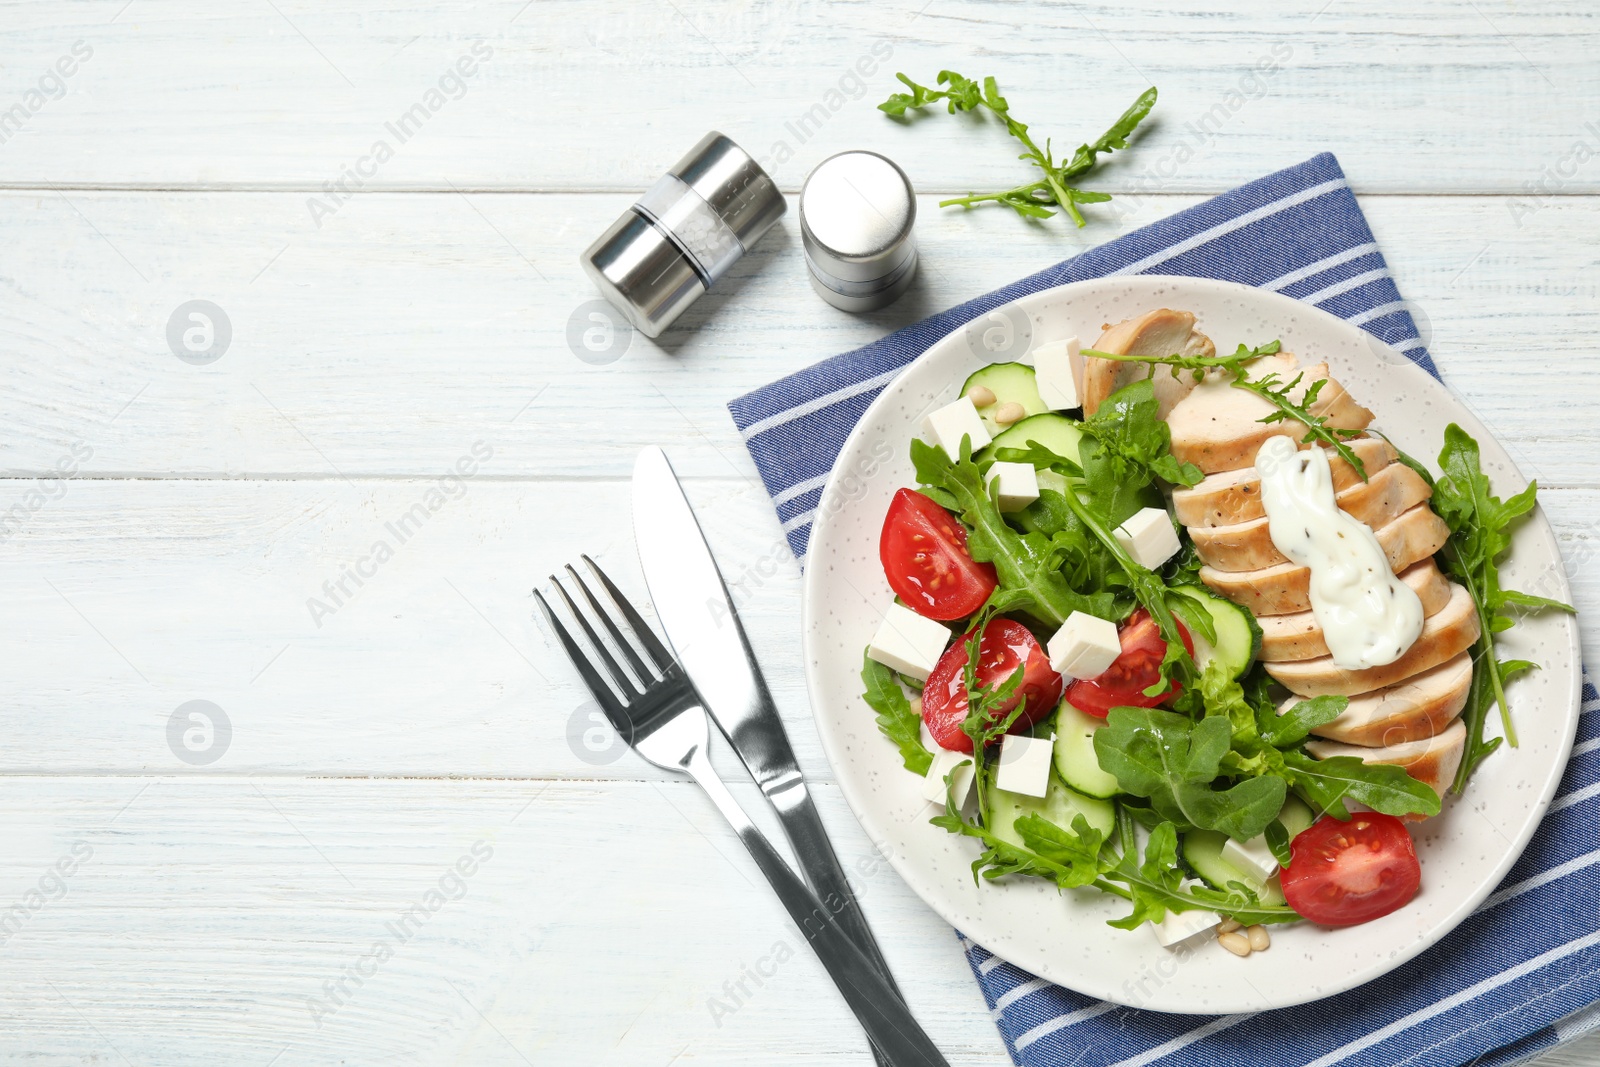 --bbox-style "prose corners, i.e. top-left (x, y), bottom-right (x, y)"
top-left (0, 776), bottom-right (1008, 1065)
top-left (0, 3), bottom-right (1593, 193)
top-left (0, 190), bottom-right (1597, 483)
top-left (1, 476), bottom-right (1594, 776)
